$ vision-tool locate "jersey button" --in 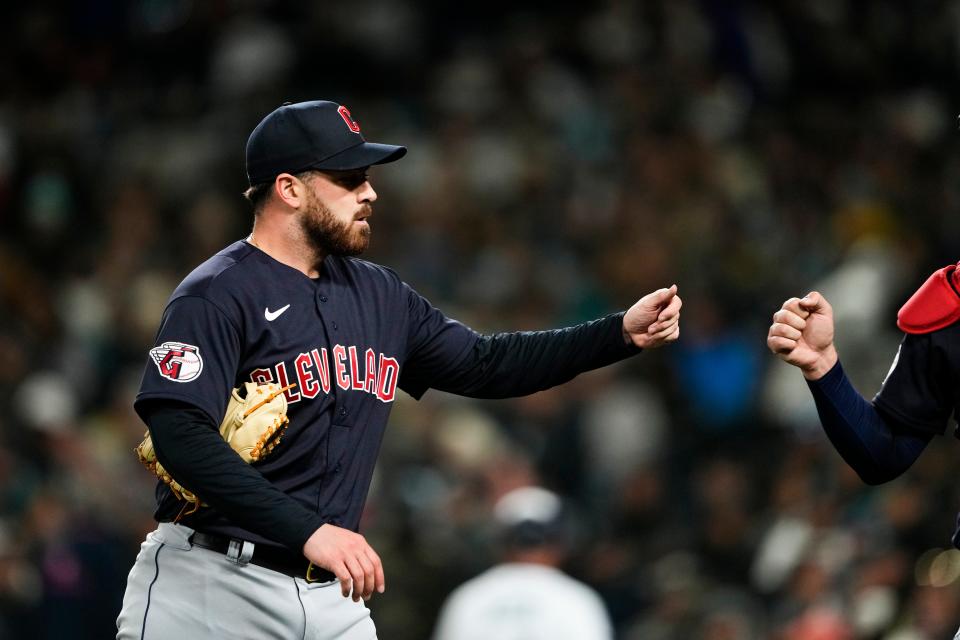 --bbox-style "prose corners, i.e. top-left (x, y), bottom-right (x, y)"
top-left (339, 407), bottom-right (347, 417)
top-left (319, 295), bottom-right (328, 302)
